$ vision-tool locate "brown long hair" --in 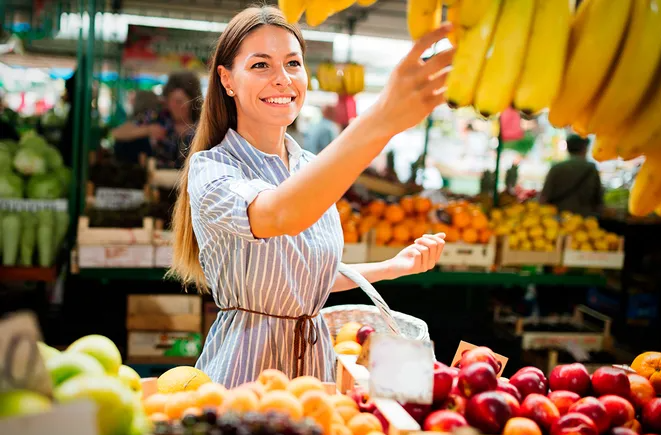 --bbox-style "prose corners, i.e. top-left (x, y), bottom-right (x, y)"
top-left (168, 6), bottom-right (306, 292)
